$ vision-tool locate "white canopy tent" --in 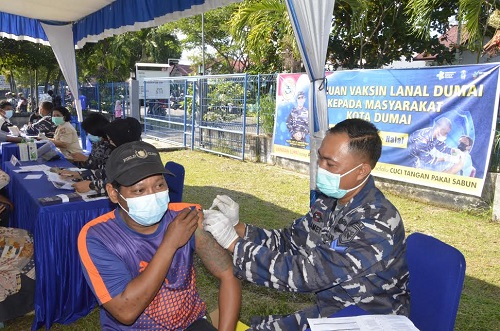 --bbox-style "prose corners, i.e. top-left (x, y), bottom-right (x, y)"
top-left (1, 0), bottom-right (334, 187)
top-left (285, 0), bottom-right (334, 197)
top-left (2, 1), bottom-right (335, 328)
top-left (0, 0), bottom-right (244, 121)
